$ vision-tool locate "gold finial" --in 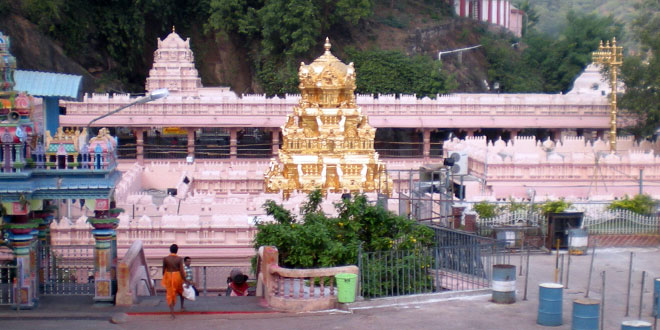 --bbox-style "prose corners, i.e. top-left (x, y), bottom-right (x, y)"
top-left (324, 37), bottom-right (331, 54)
top-left (172, 25), bottom-right (175, 33)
